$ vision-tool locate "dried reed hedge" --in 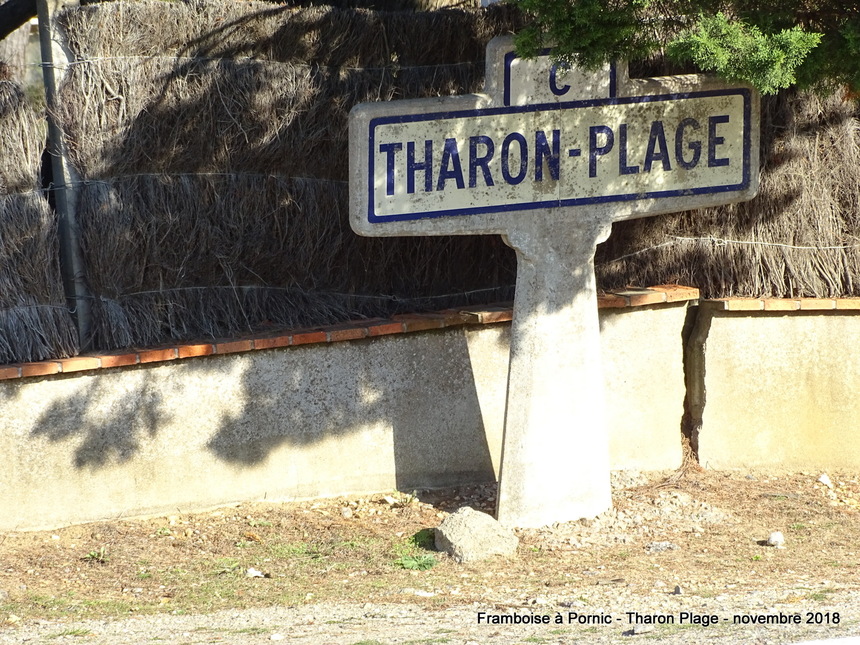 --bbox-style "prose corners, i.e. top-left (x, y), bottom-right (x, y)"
top-left (0, 75), bottom-right (78, 363)
top-left (53, 0), bottom-right (860, 354)
top-left (0, 74), bottom-right (43, 193)
top-left (56, 1), bottom-right (521, 349)
top-left (59, 1), bottom-right (510, 64)
top-left (597, 91), bottom-right (860, 298)
top-left (79, 174), bottom-right (513, 347)
top-left (56, 56), bottom-right (485, 179)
